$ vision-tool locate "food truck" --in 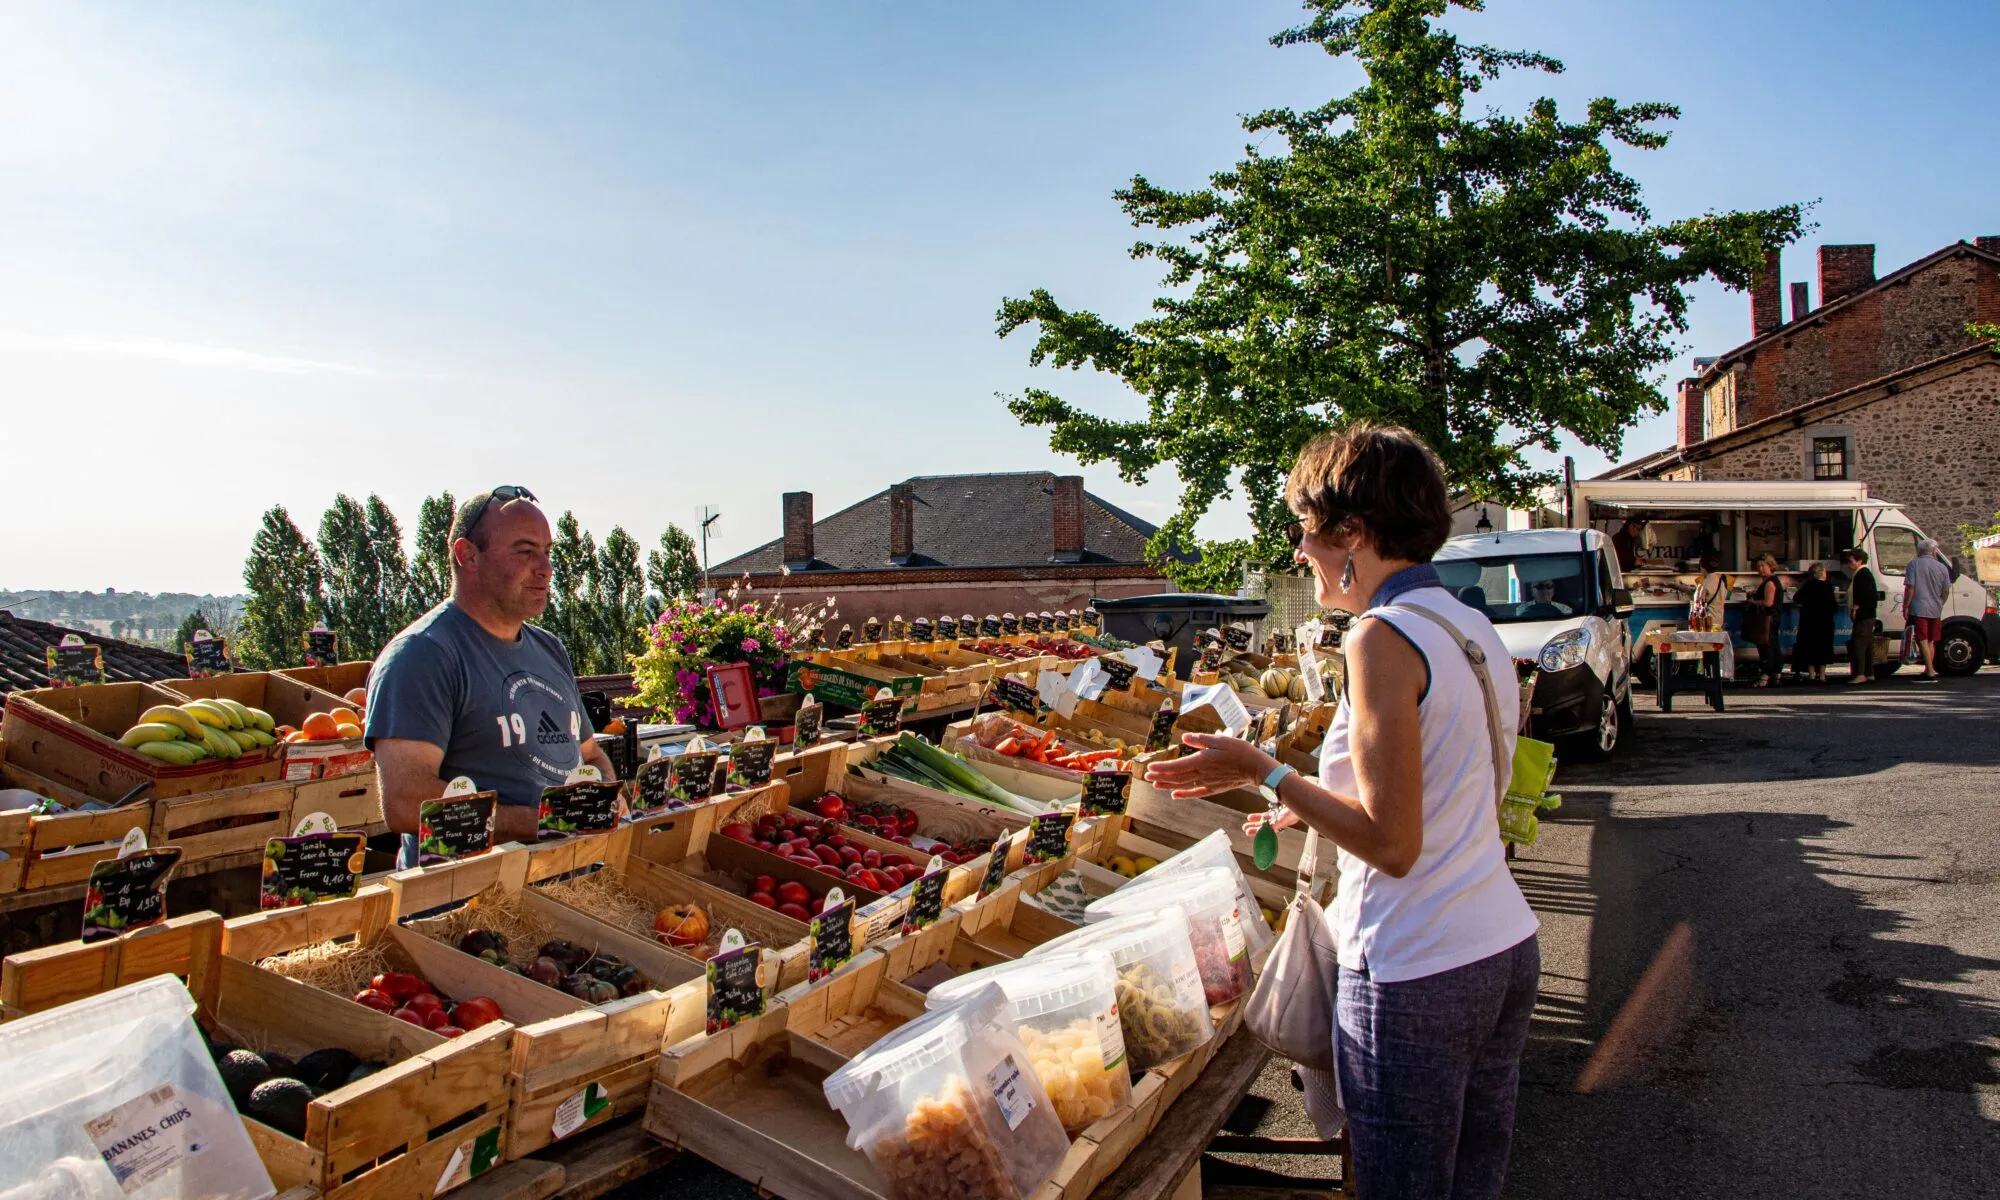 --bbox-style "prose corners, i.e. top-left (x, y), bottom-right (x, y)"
top-left (1569, 480), bottom-right (1997, 679)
